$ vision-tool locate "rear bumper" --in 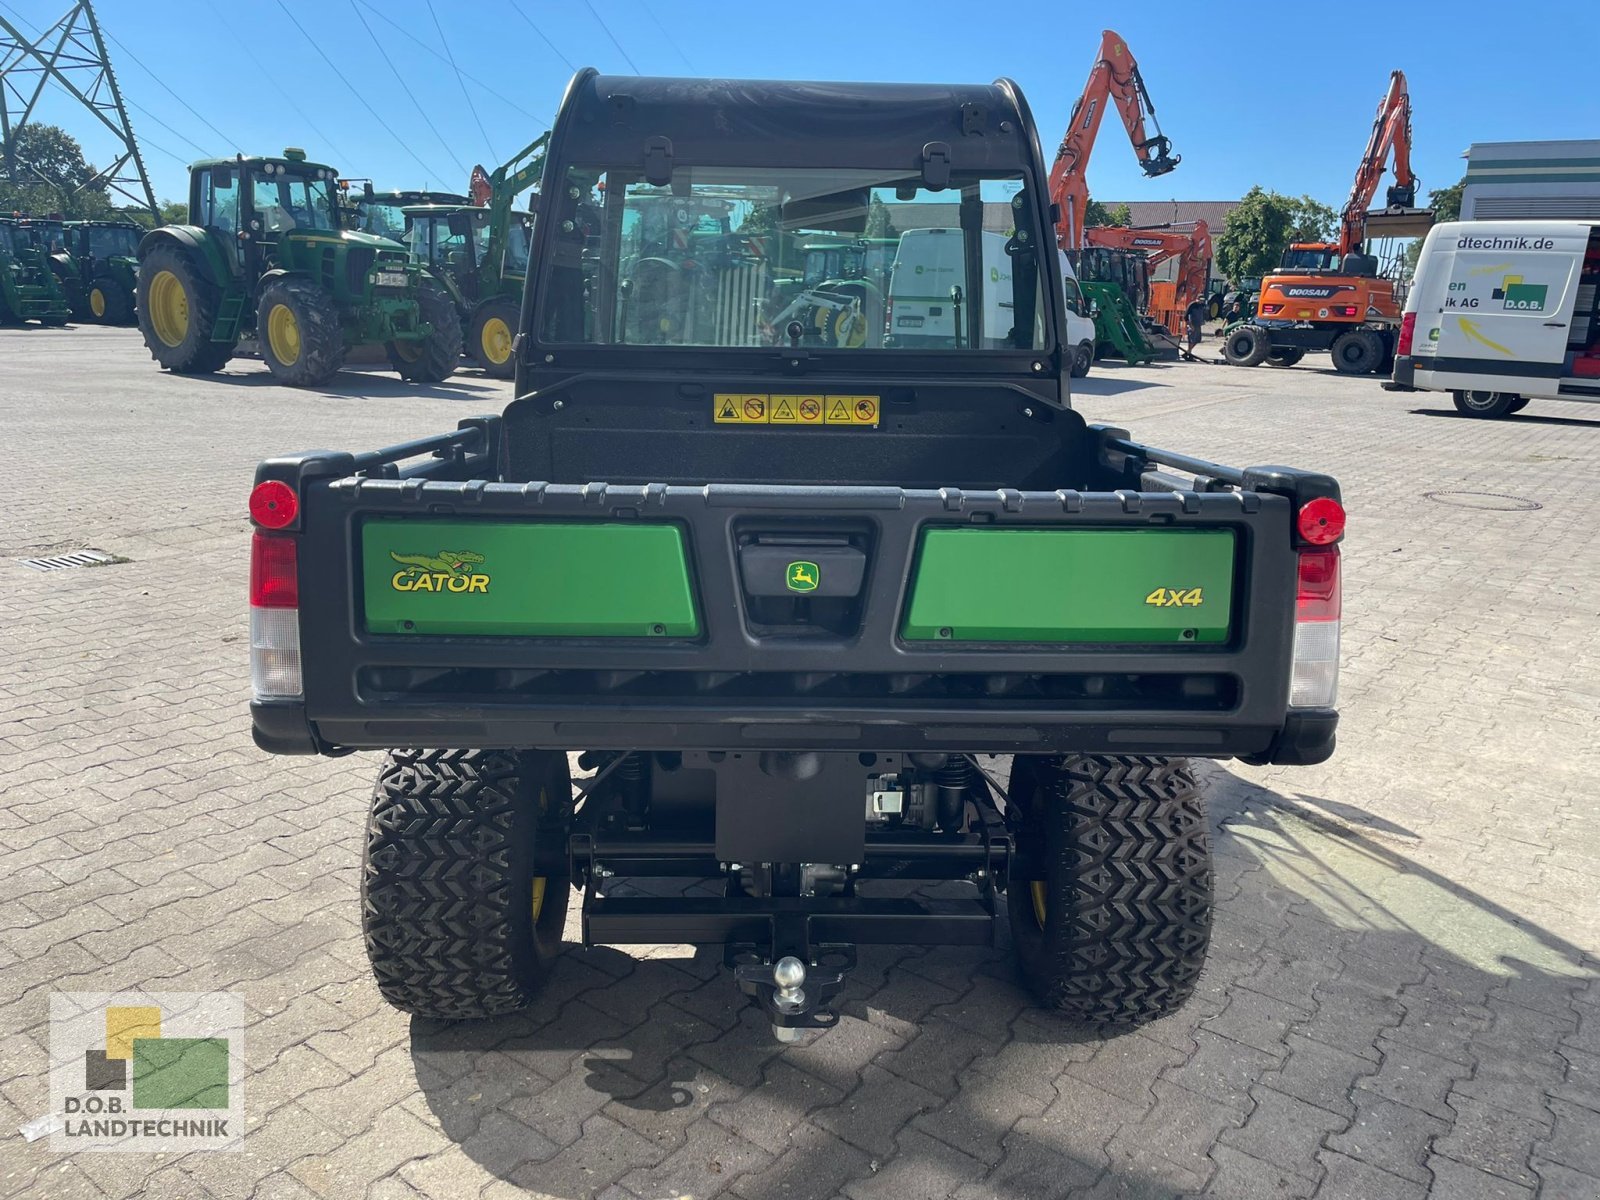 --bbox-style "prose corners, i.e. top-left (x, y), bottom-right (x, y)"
top-left (1391, 355), bottom-right (1416, 388)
